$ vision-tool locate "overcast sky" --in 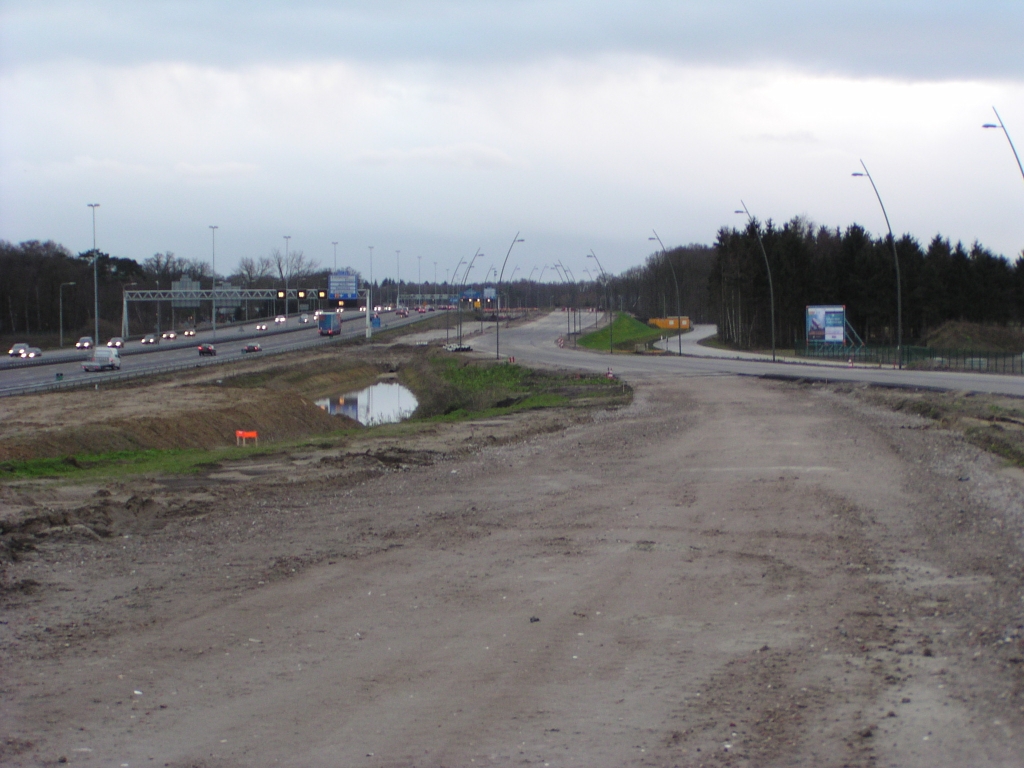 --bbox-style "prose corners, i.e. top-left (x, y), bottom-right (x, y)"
top-left (2, 1), bottom-right (1023, 282)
